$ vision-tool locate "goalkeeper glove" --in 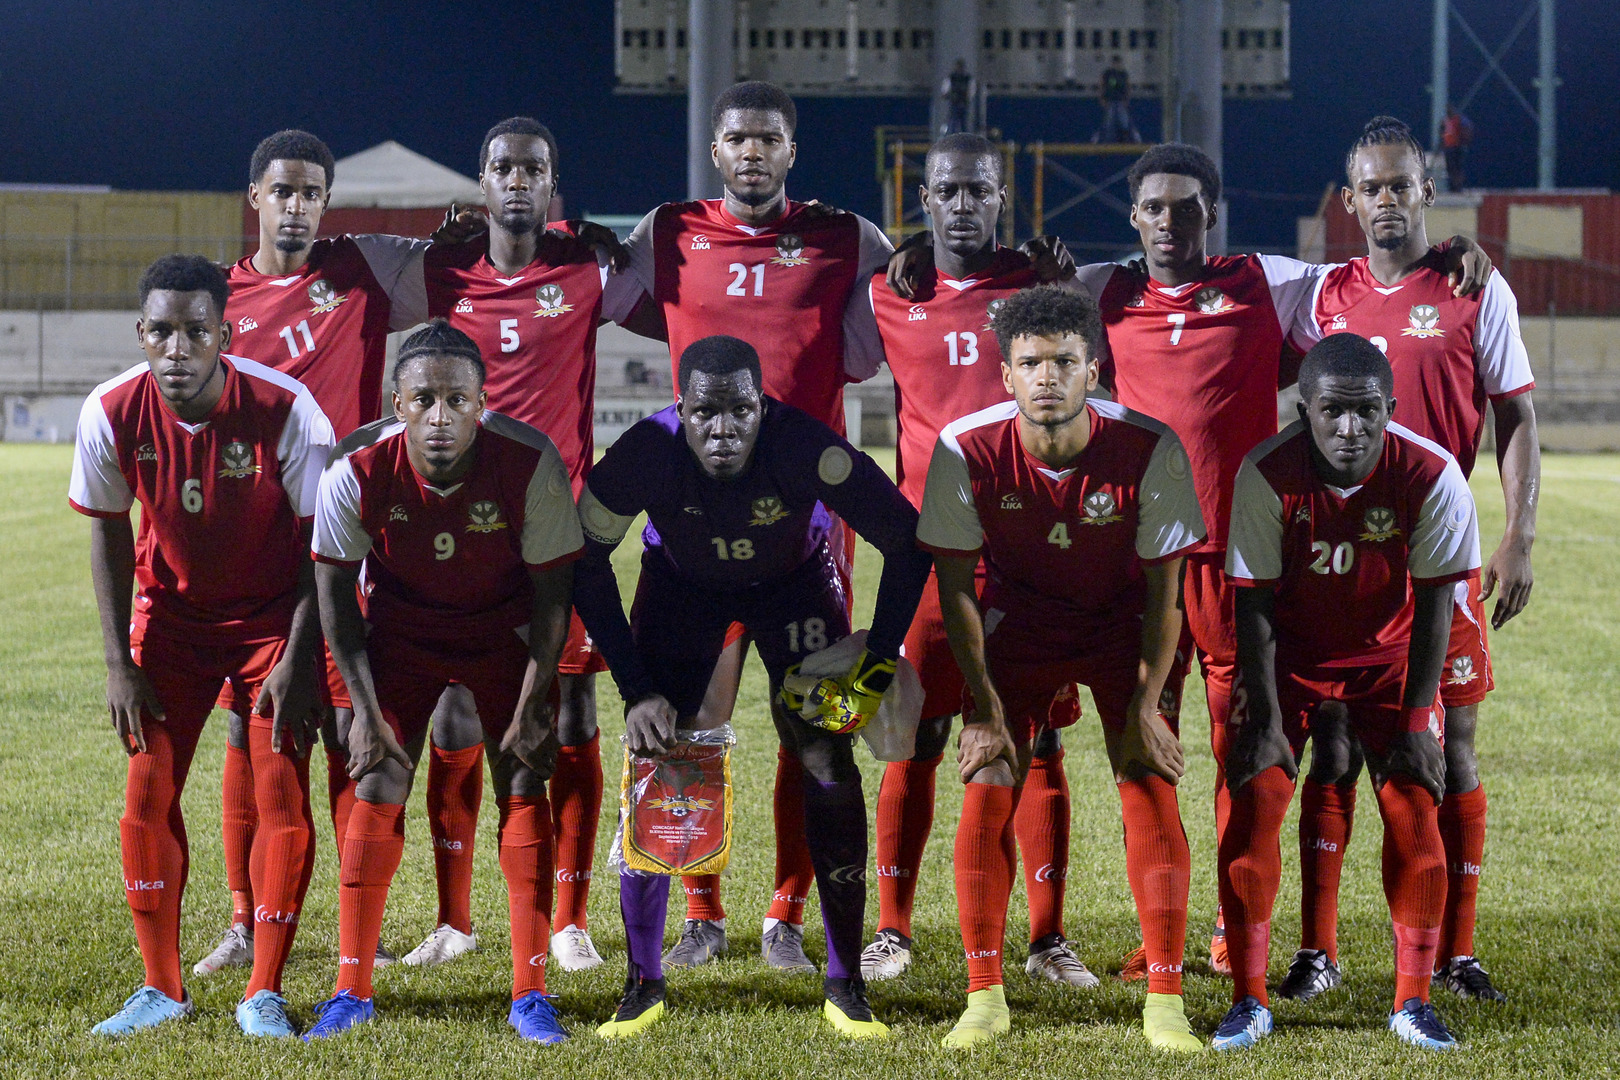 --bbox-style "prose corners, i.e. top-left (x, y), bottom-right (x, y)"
top-left (780, 649), bottom-right (897, 735)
